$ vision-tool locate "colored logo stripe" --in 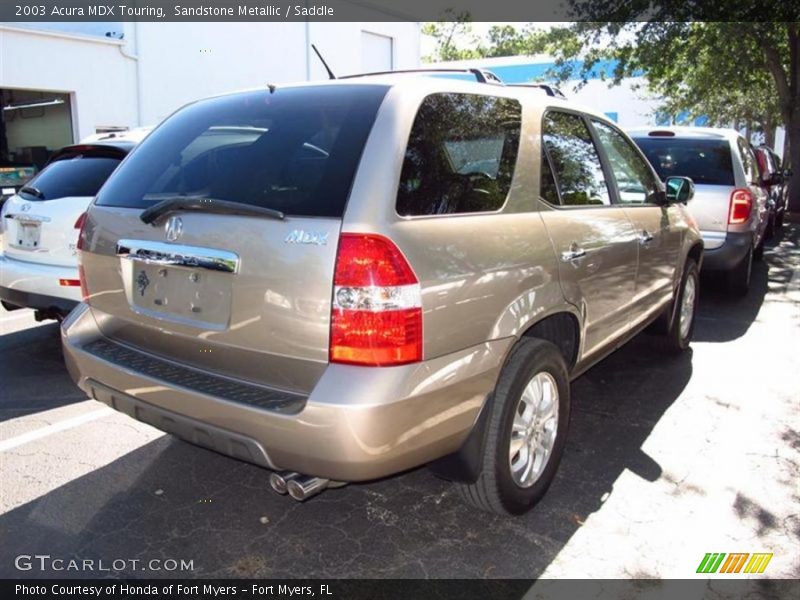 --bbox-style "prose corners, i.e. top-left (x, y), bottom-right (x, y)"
top-left (720, 553), bottom-right (749, 573)
top-left (697, 553), bottom-right (726, 573)
top-left (744, 553), bottom-right (773, 574)
top-left (696, 552), bottom-right (773, 574)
